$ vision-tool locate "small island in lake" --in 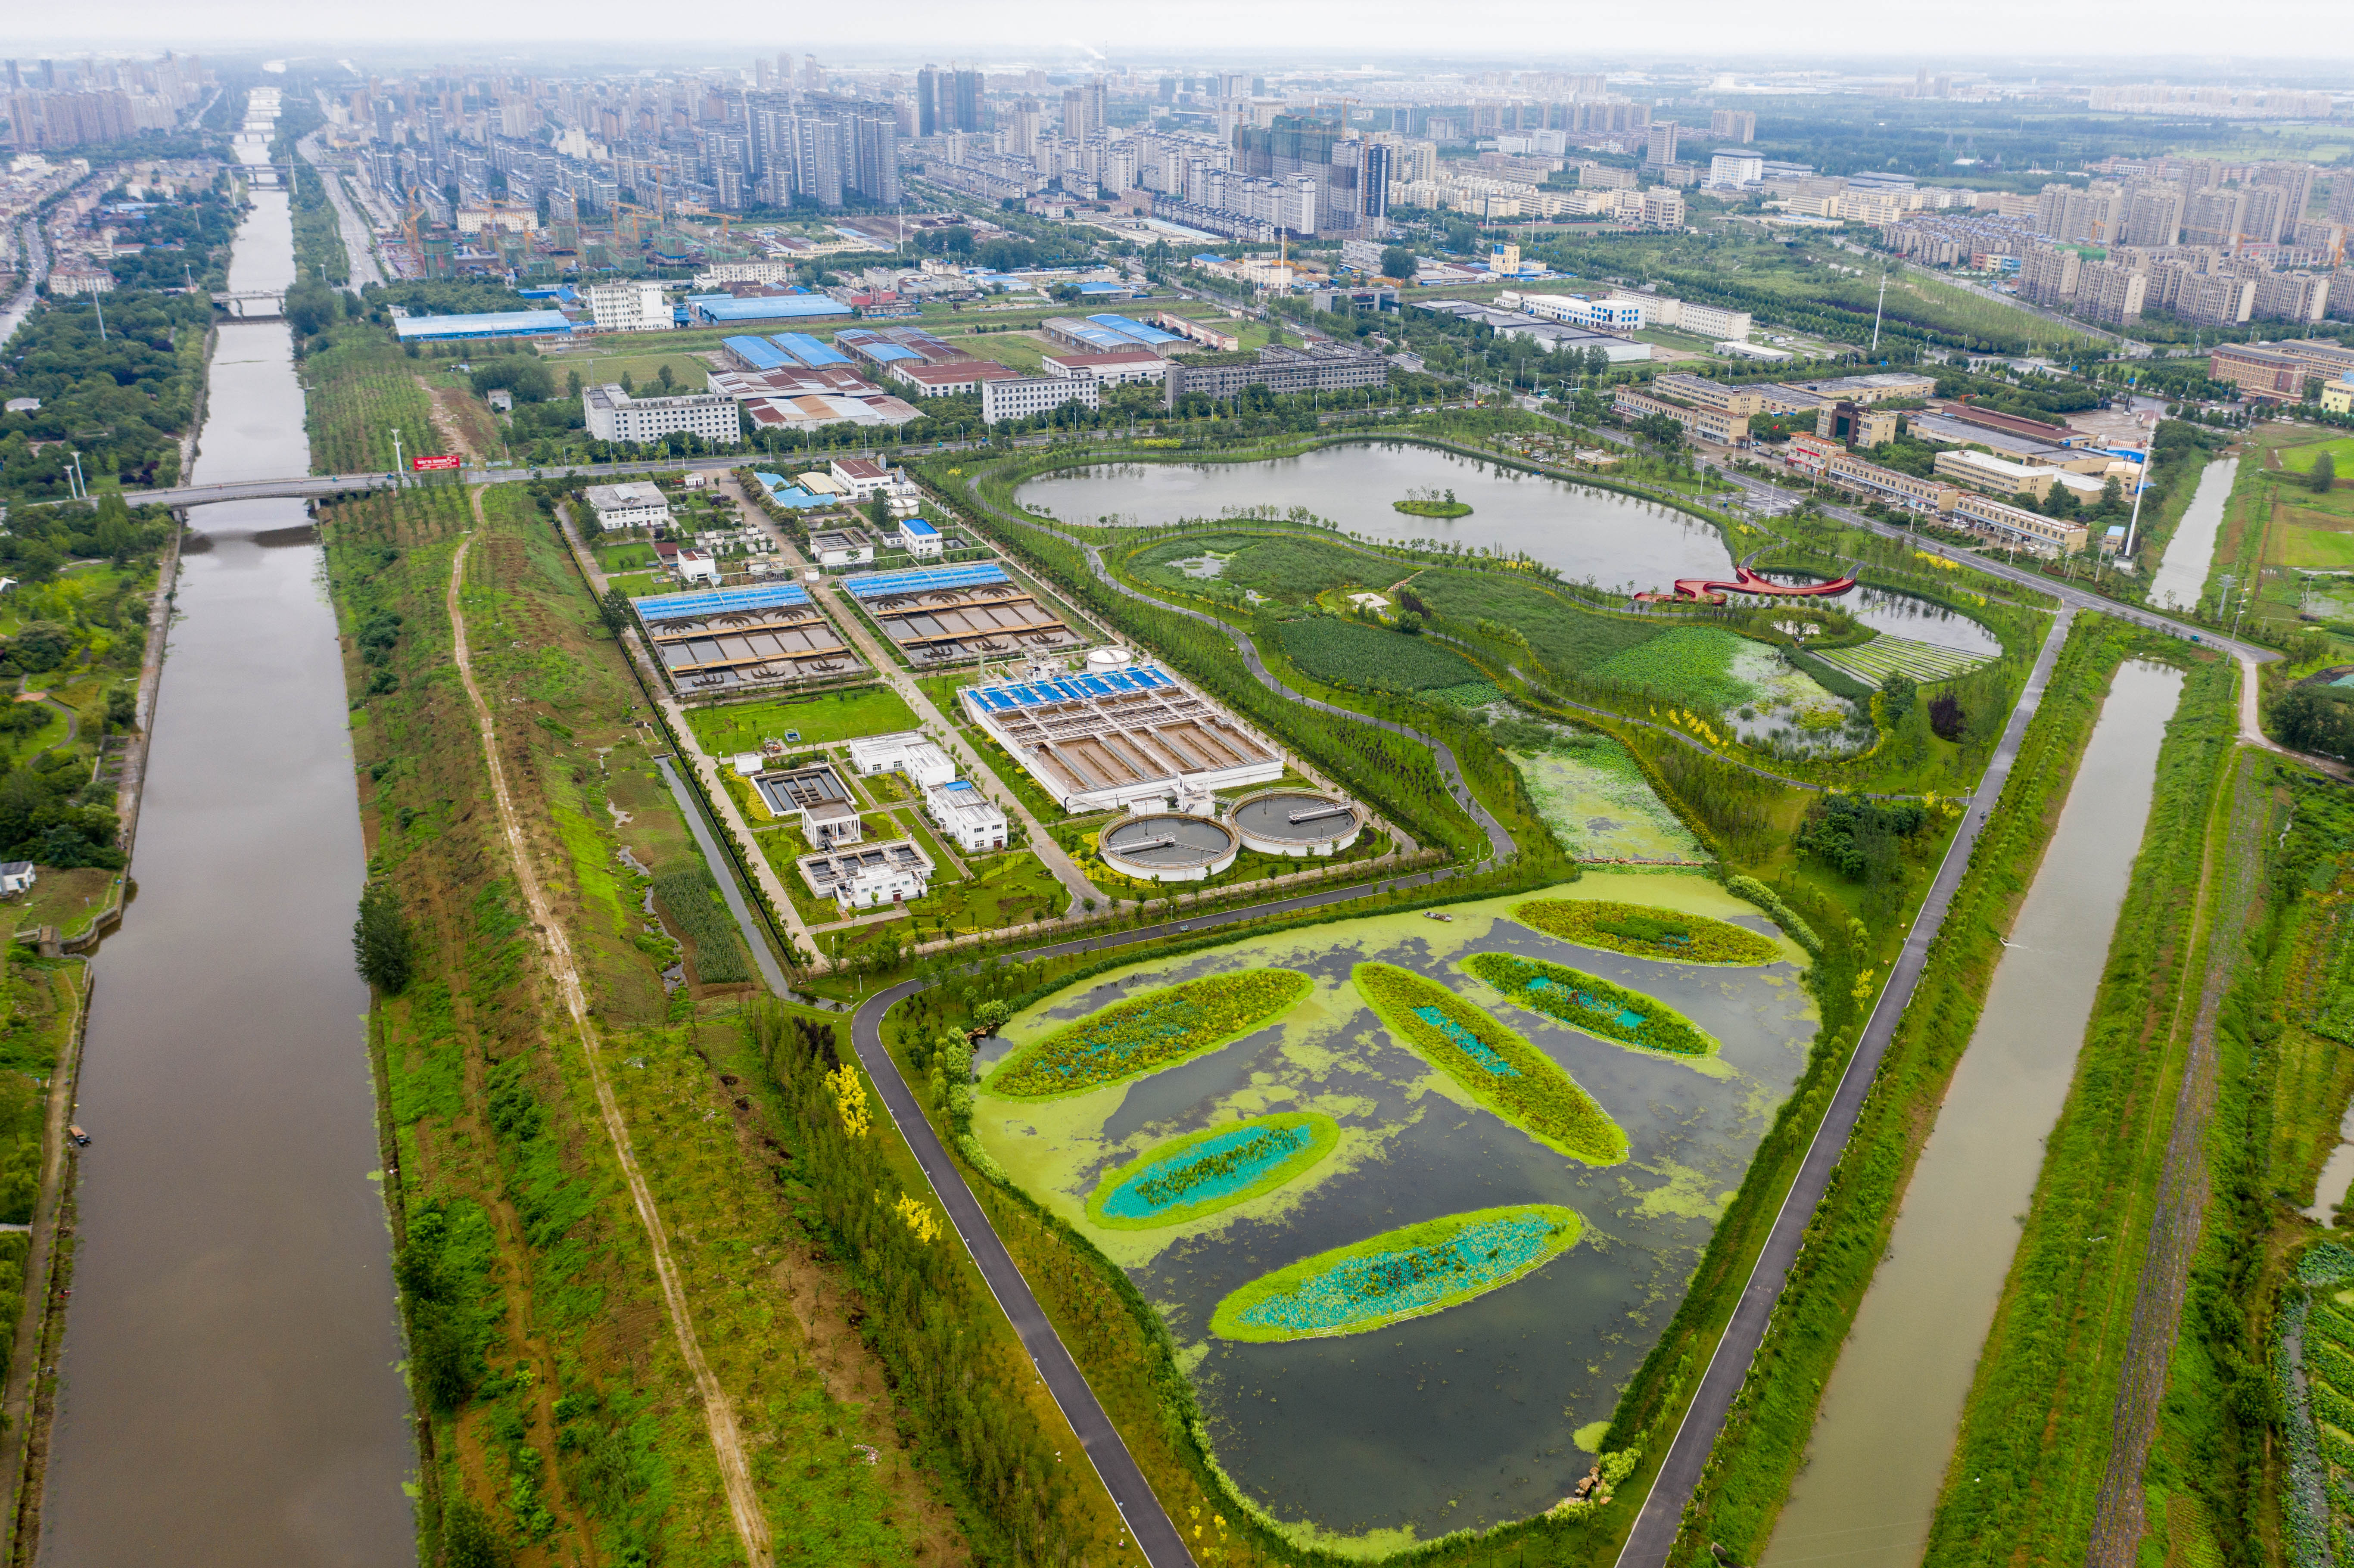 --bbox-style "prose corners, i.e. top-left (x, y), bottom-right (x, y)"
top-left (1393, 486), bottom-right (1472, 518)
